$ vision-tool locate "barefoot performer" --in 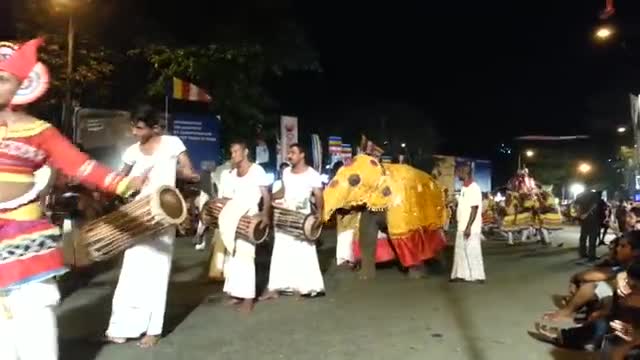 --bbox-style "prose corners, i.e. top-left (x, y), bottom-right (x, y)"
top-left (221, 140), bottom-right (271, 313)
top-left (105, 105), bottom-right (199, 348)
top-left (260, 143), bottom-right (324, 300)
top-left (0, 38), bottom-right (144, 360)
